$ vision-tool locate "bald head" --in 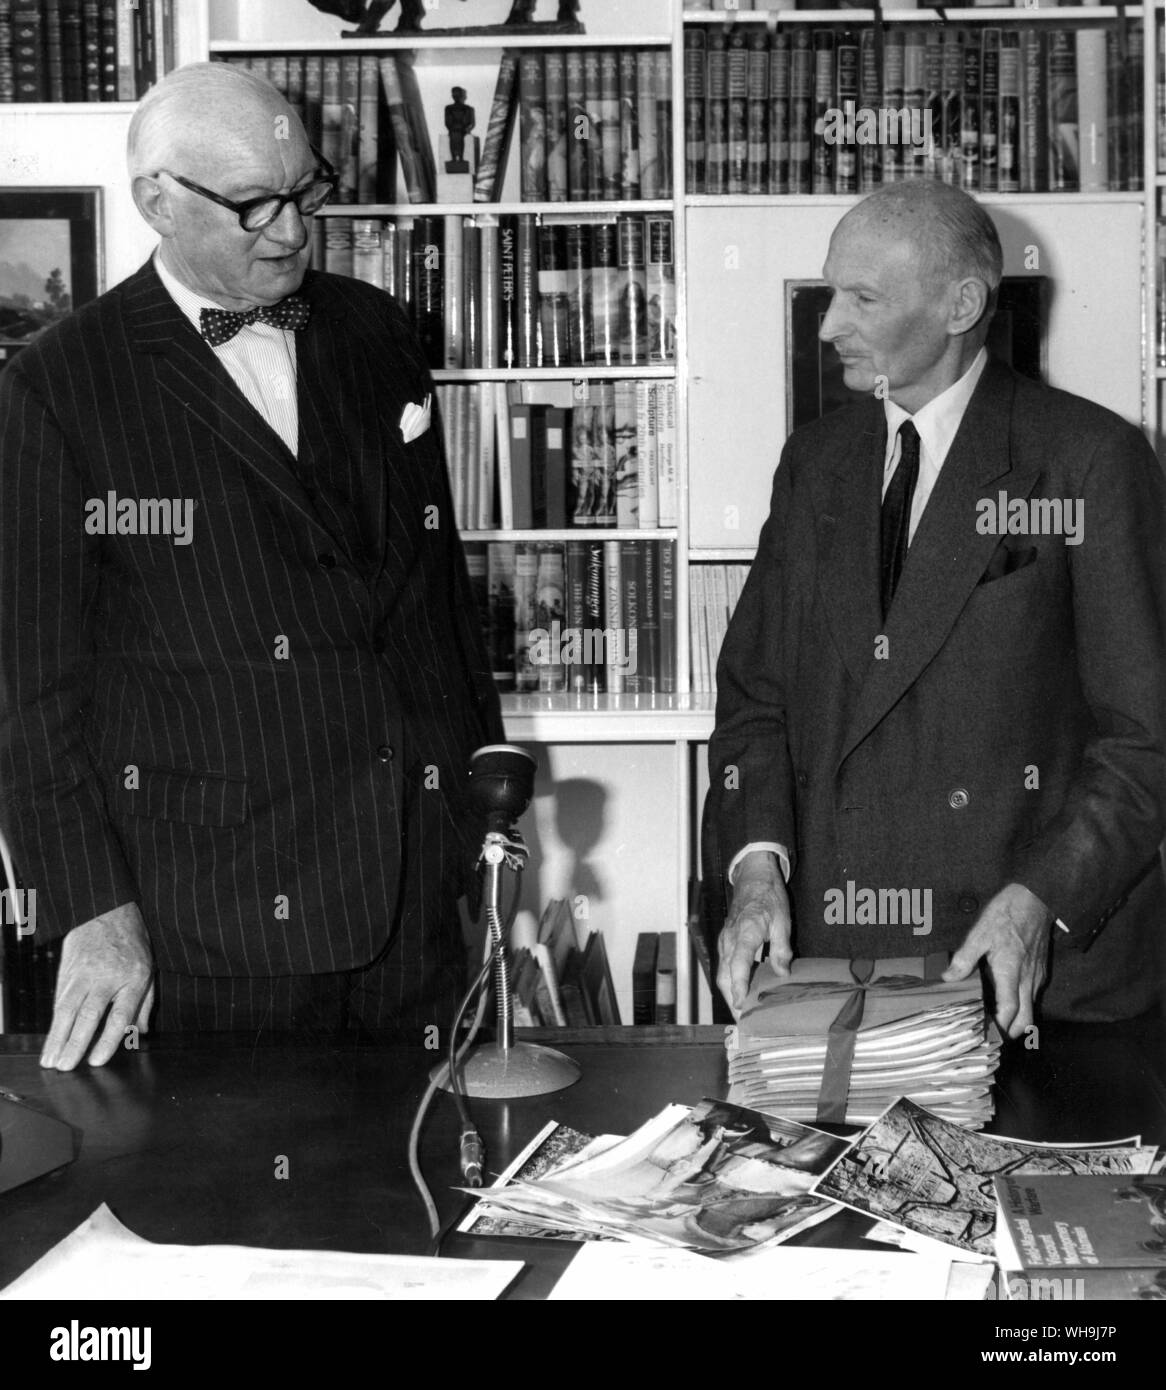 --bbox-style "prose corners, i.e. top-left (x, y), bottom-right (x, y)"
top-left (127, 61), bottom-right (305, 184)
top-left (835, 181), bottom-right (1003, 320)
